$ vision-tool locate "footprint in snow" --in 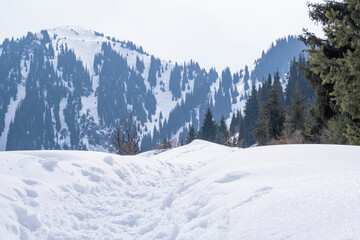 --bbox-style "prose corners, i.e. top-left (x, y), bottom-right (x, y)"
top-left (103, 156), bottom-right (114, 166)
top-left (255, 186), bottom-right (273, 193)
top-left (22, 179), bottom-right (39, 186)
top-left (25, 189), bottom-right (38, 198)
top-left (214, 171), bottom-right (249, 184)
top-left (12, 205), bottom-right (41, 231)
top-left (81, 170), bottom-right (102, 182)
top-left (39, 158), bottom-right (58, 172)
